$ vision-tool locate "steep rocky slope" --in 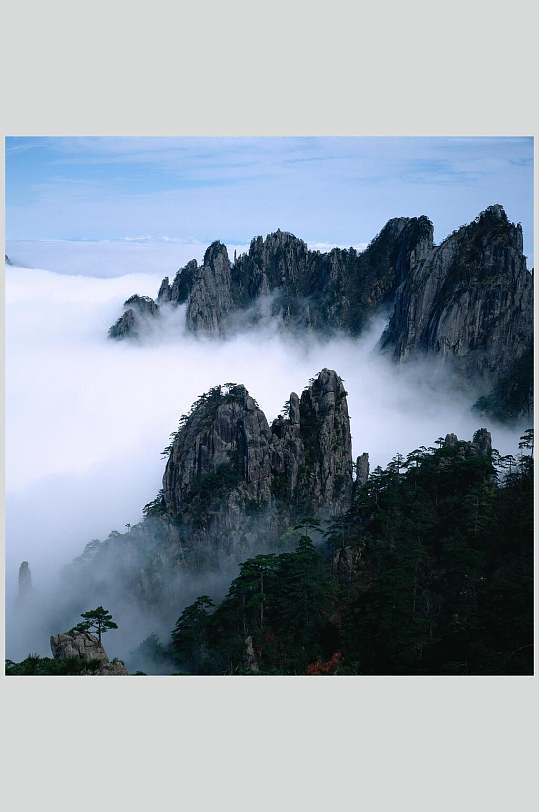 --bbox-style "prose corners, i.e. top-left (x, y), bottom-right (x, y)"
top-left (107, 206), bottom-right (533, 419)
top-left (380, 205), bottom-right (533, 415)
top-left (108, 217), bottom-right (431, 338)
top-left (68, 369), bottom-right (358, 612)
top-left (108, 294), bottom-right (160, 339)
